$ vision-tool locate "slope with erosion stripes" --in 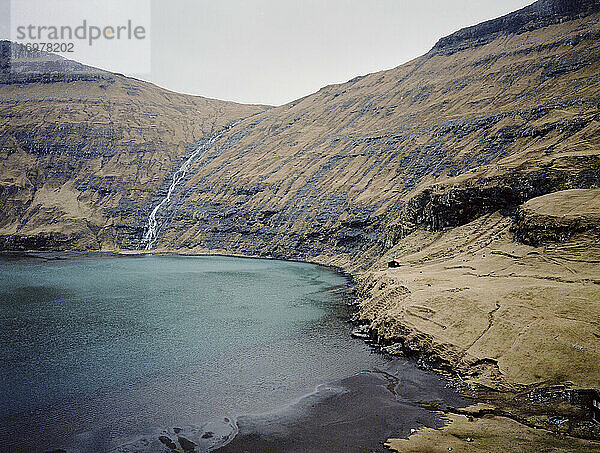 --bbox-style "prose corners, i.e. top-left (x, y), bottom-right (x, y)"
top-left (0, 42), bottom-right (269, 250)
top-left (148, 12), bottom-right (599, 271)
